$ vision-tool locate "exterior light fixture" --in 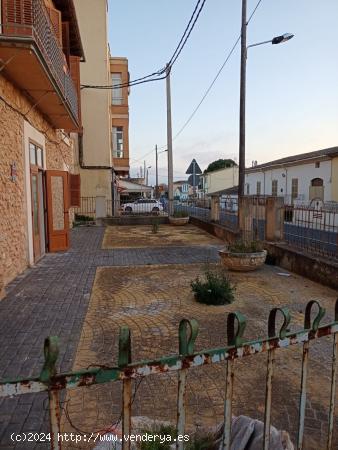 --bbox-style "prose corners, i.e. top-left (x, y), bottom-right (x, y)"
top-left (272, 33), bottom-right (294, 45)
